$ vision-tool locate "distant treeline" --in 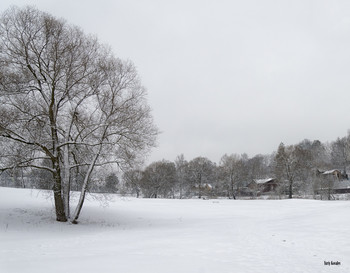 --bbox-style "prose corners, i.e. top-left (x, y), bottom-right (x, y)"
top-left (2, 133), bottom-right (350, 200)
top-left (122, 132), bottom-right (350, 200)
